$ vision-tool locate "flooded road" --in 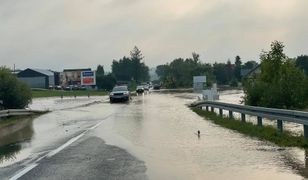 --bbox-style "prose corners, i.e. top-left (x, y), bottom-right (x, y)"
top-left (1, 92), bottom-right (308, 179)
